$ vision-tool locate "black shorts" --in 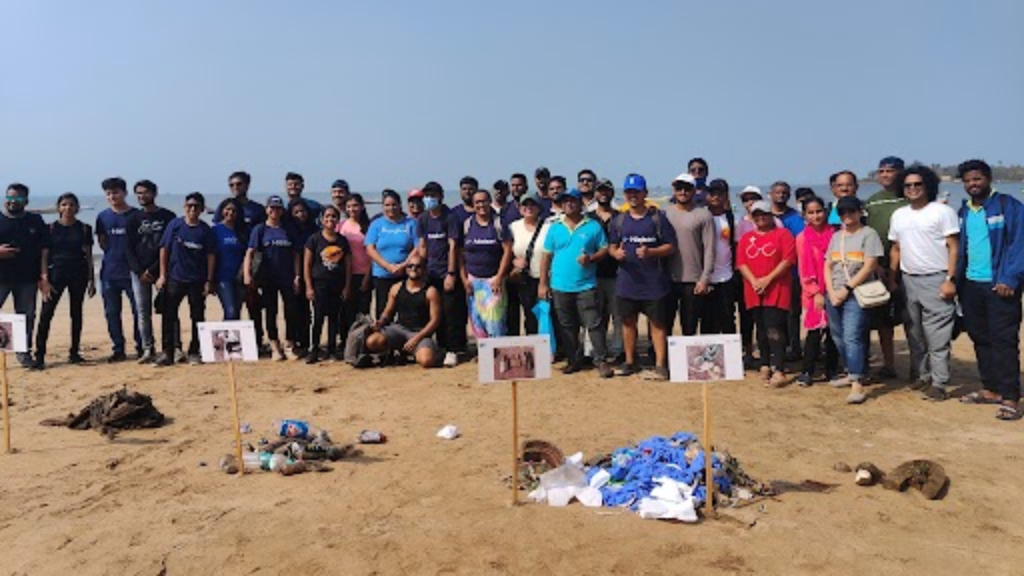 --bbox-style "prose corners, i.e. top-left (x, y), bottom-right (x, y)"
top-left (616, 296), bottom-right (667, 326)
top-left (869, 287), bottom-right (905, 329)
